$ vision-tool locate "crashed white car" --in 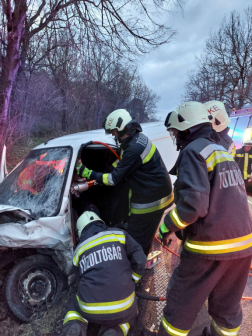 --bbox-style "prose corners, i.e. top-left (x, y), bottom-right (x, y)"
top-left (0, 123), bottom-right (176, 322)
